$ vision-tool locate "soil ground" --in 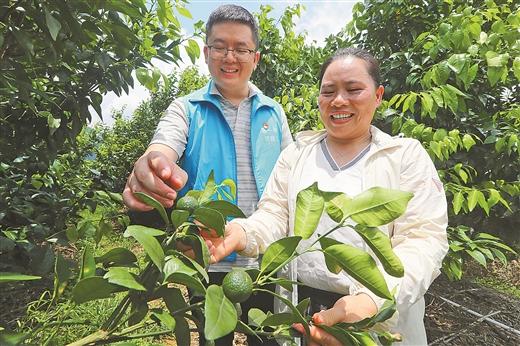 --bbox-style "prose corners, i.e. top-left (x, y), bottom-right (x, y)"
top-left (2, 261), bottom-right (519, 345)
top-left (424, 260), bottom-right (520, 346)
